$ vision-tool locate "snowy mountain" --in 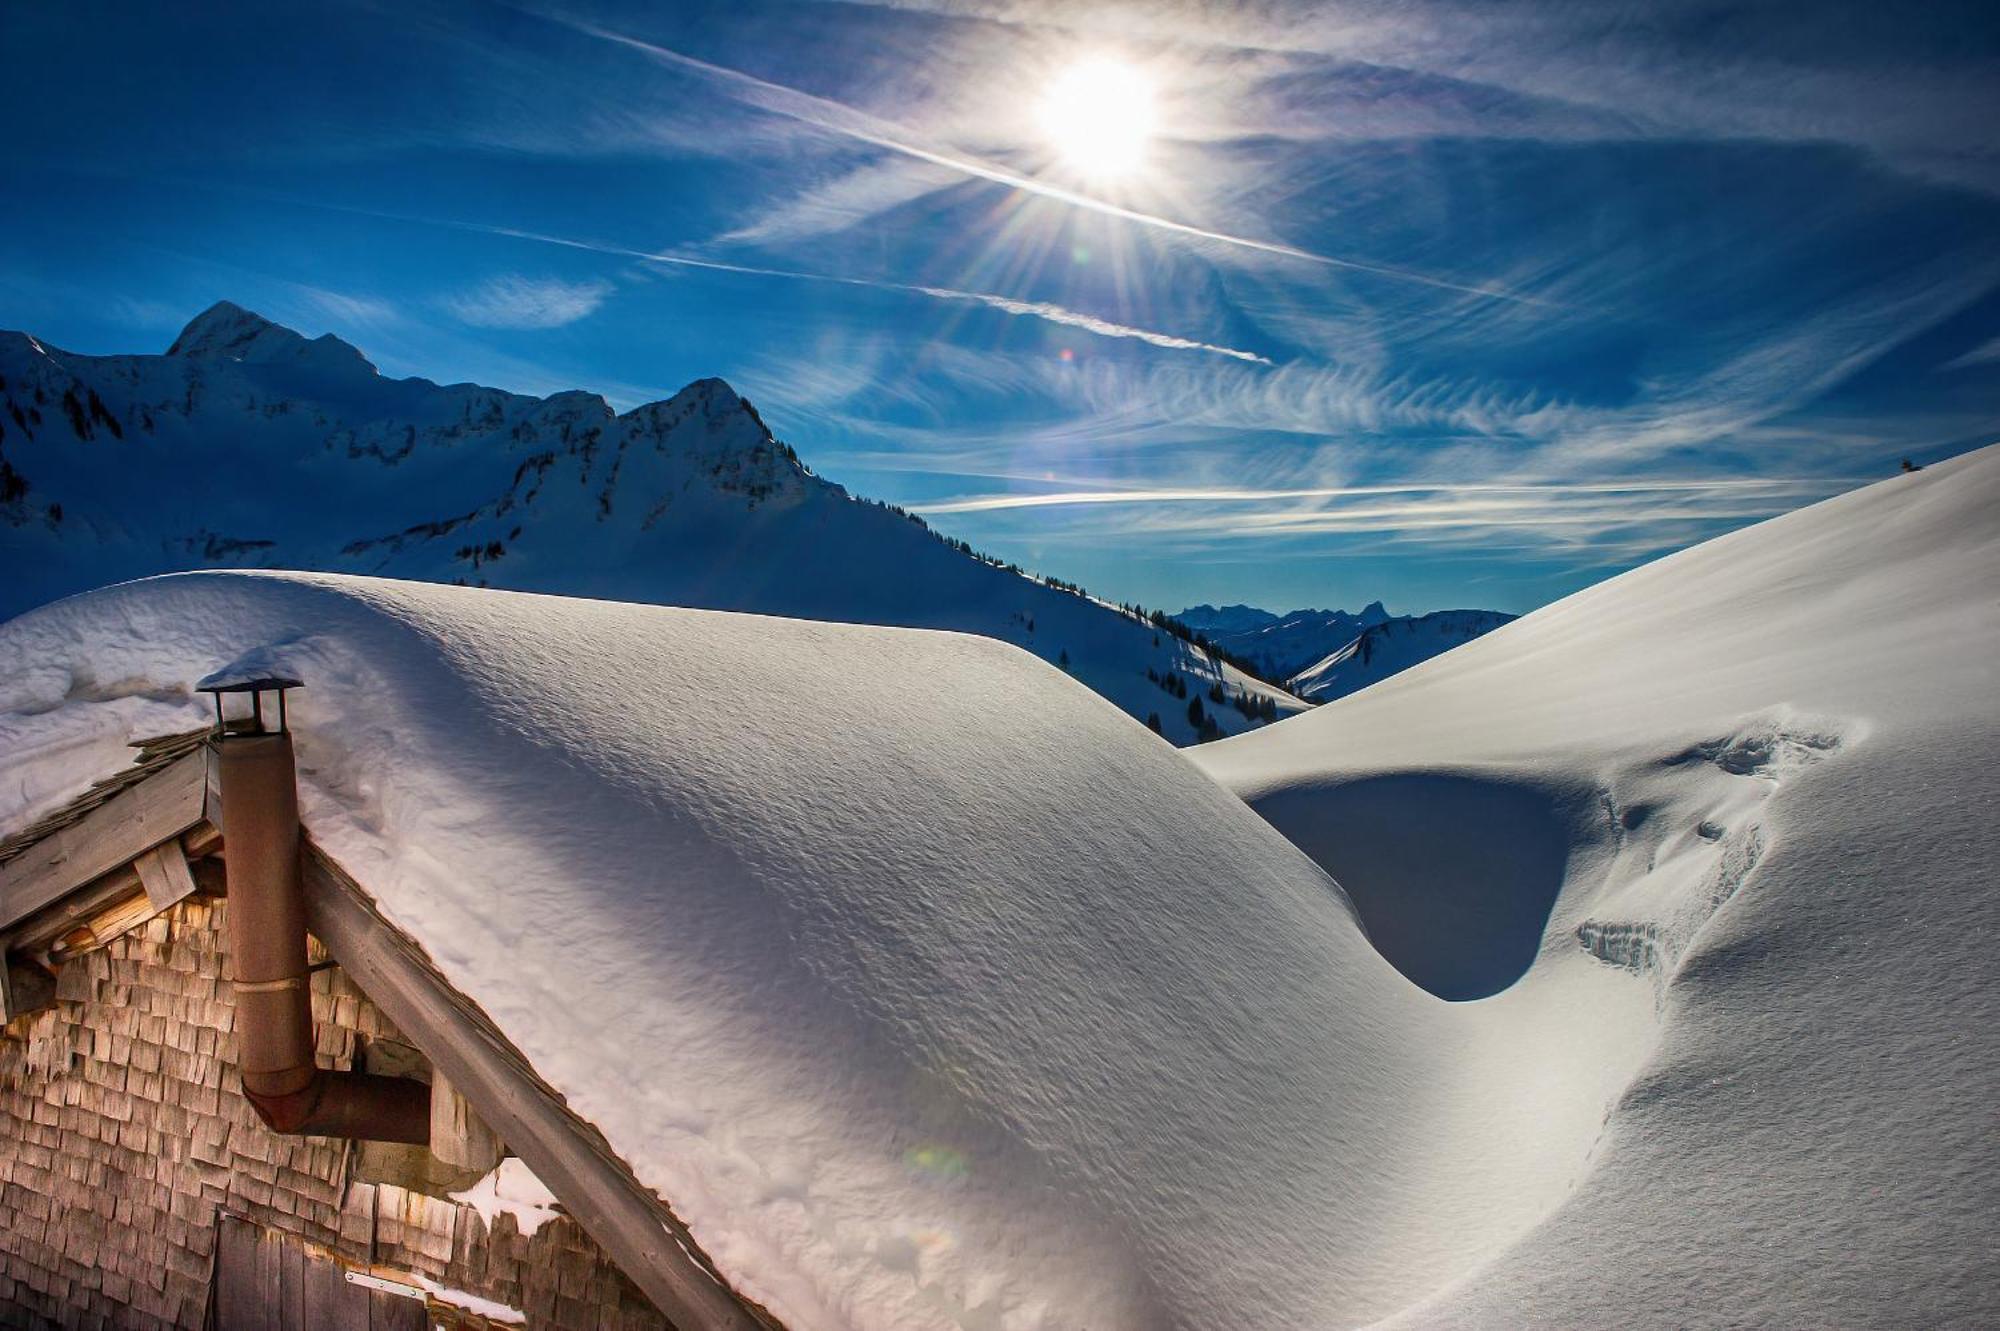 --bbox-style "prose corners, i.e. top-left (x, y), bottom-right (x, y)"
top-left (1175, 603), bottom-right (1283, 636)
top-left (1175, 600), bottom-right (1512, 698)
top-left (0, 302), bottom-right (1300, 744)
top-left (1287, 609), bottom-right (1517, 703)
top-left (1177, 602), bottom-right (1393, 680)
